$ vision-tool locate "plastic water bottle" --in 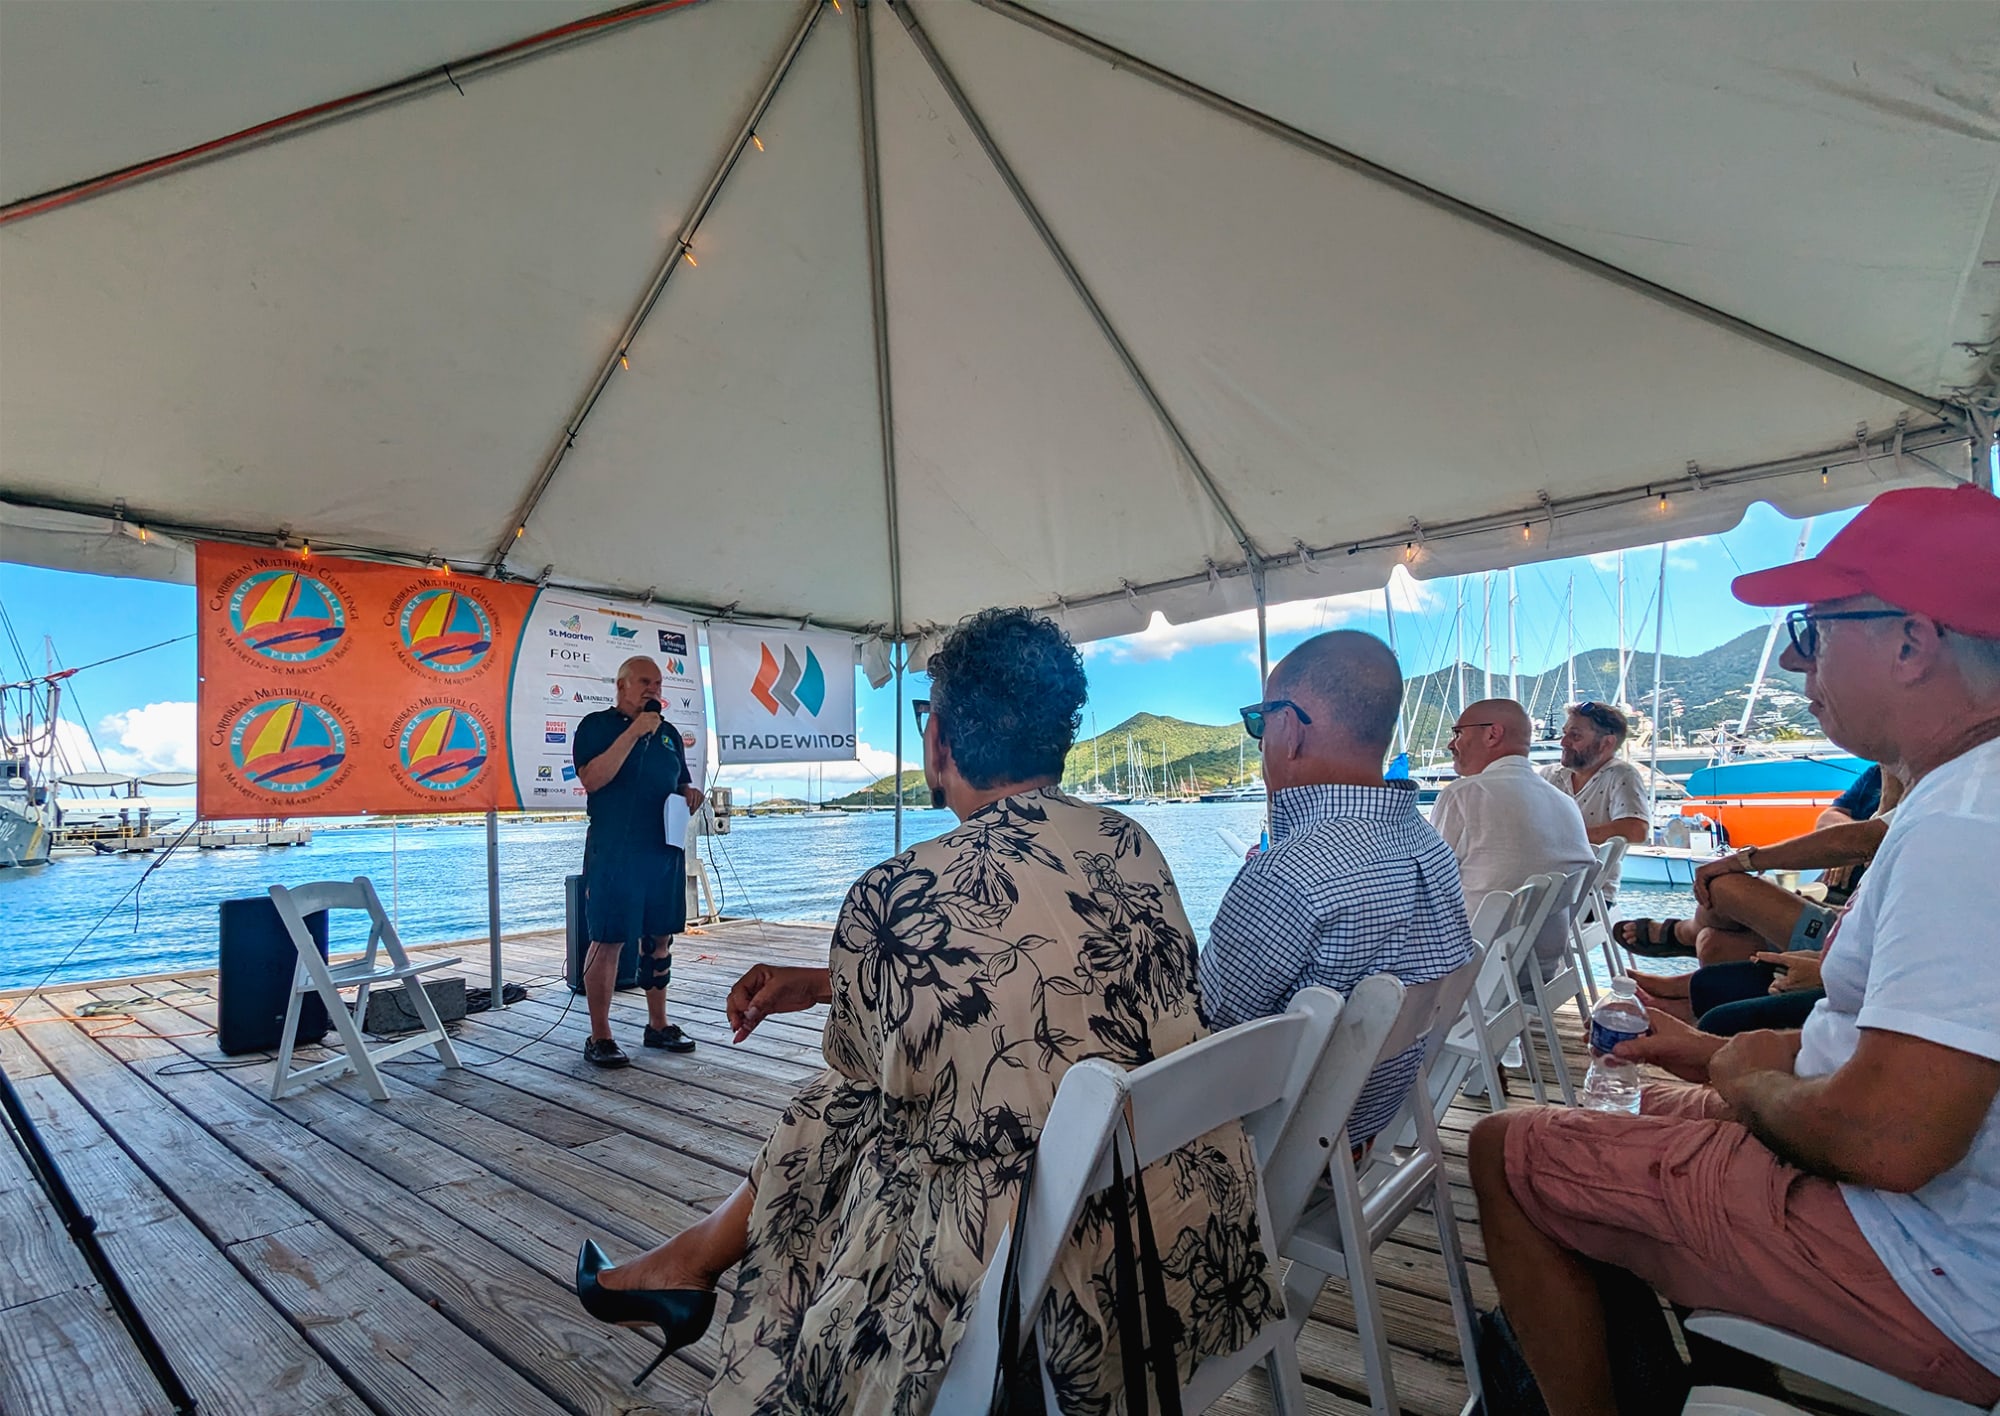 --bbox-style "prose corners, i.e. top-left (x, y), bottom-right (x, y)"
top-left (1581, 977), bottom-right (1649, 1113)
